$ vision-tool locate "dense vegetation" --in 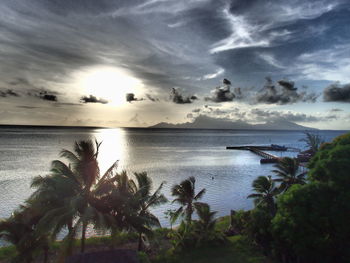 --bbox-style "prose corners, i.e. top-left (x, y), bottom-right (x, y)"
top-left (0, 132), bottom-right (349, 263)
